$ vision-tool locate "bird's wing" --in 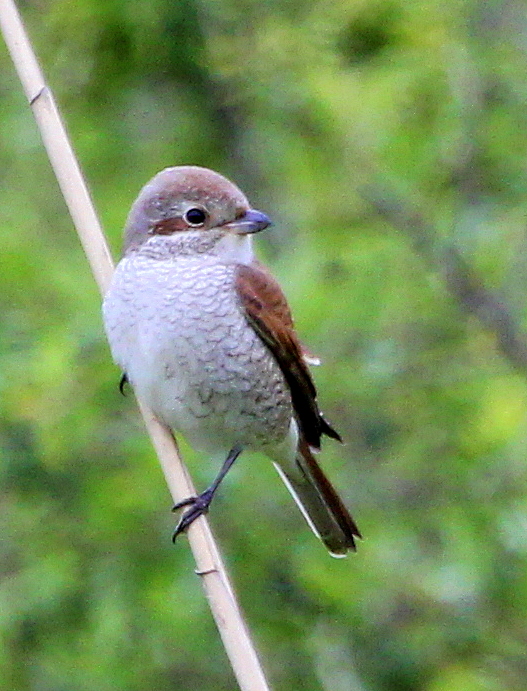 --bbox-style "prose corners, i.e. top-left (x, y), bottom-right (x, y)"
top-left (235, 261), bottom-right (341, 450)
